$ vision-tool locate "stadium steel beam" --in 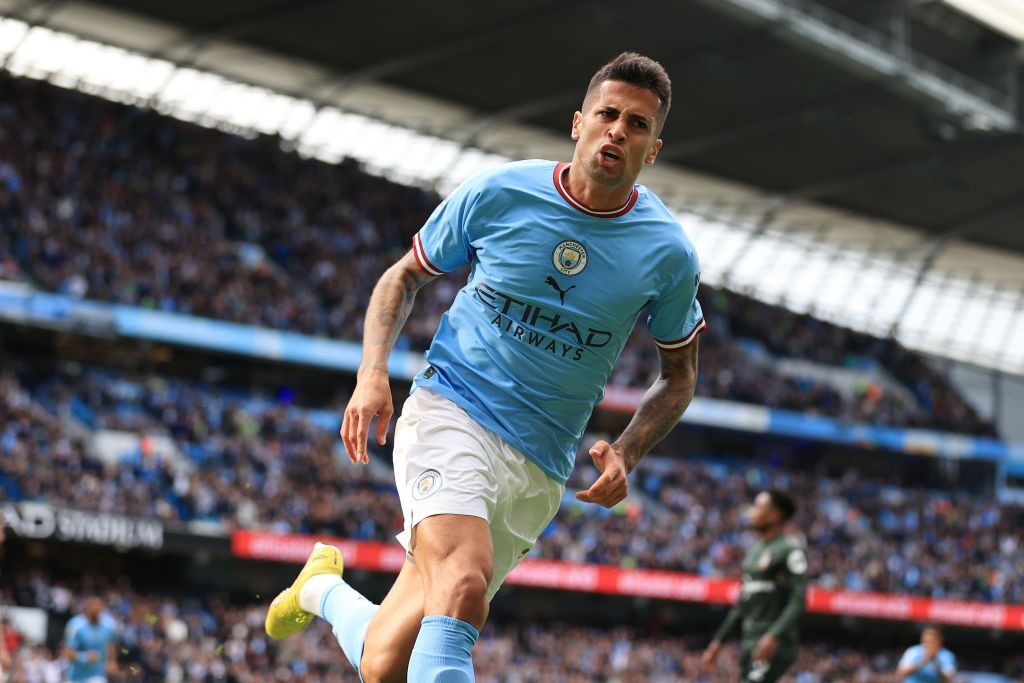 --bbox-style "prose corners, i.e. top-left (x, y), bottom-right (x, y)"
top-left (693, 0), bottom-right (1018, 132)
